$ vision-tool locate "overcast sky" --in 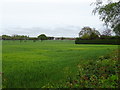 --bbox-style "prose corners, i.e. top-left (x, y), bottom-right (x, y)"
top-left (0, 0), bottom-right (106, 37)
